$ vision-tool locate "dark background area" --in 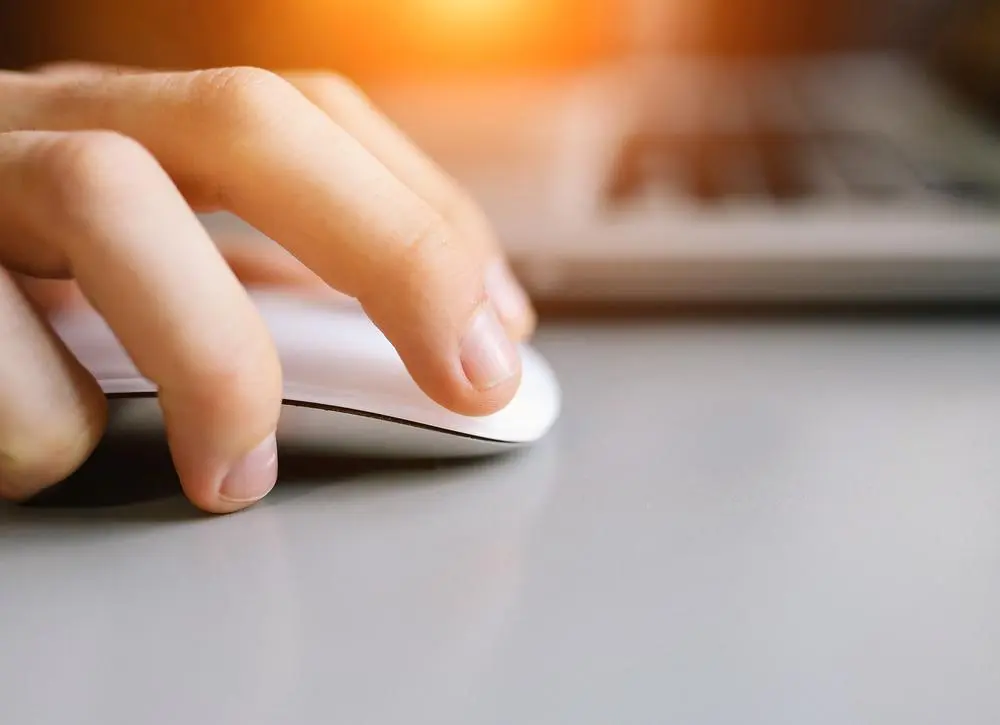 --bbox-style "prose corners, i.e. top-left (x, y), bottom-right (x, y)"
top-left (0, 0), bottom-right (995, 117)
top-left (0, 1), bottom-right (981, 67)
